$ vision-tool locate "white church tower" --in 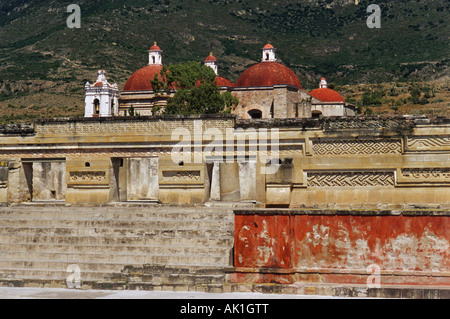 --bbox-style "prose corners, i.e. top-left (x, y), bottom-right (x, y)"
top-left (262, 43), bottom-right (277, 62)
top-left (204, 52), bottom-right (218, 75)
top-left (149, 42), bottom-right (163, 65)
top-left (319, 77), bottom-right (328, 88)
top-left (84, 70), bottom-right (119, 117)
